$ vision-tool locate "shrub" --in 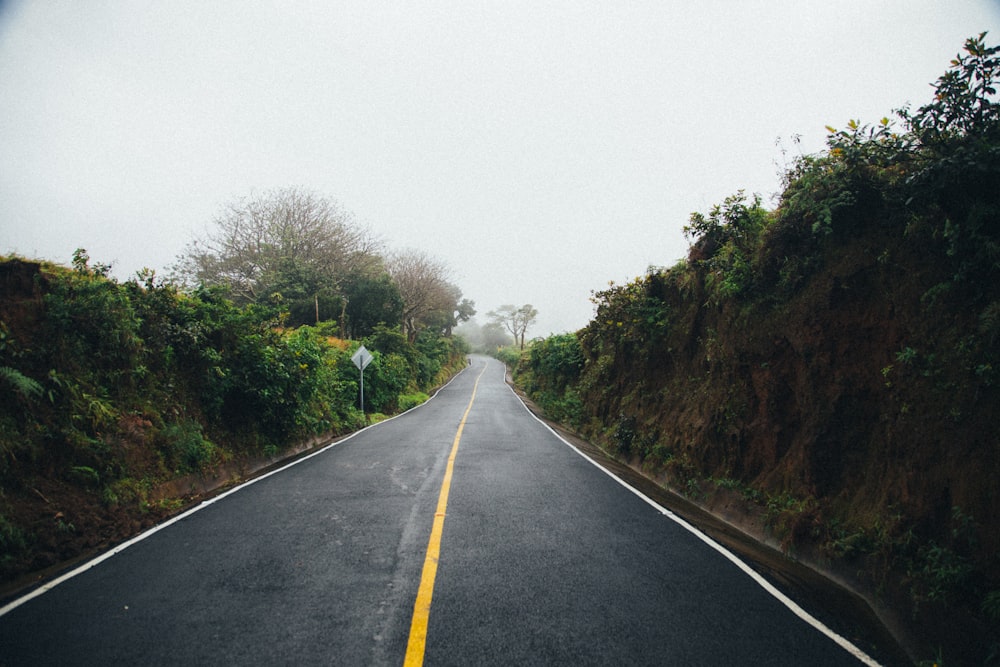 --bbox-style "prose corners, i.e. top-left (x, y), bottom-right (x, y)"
top-left (398, 392), bottom-right (429, 412)
top-left (160, 421), bottom-right (217, 473)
